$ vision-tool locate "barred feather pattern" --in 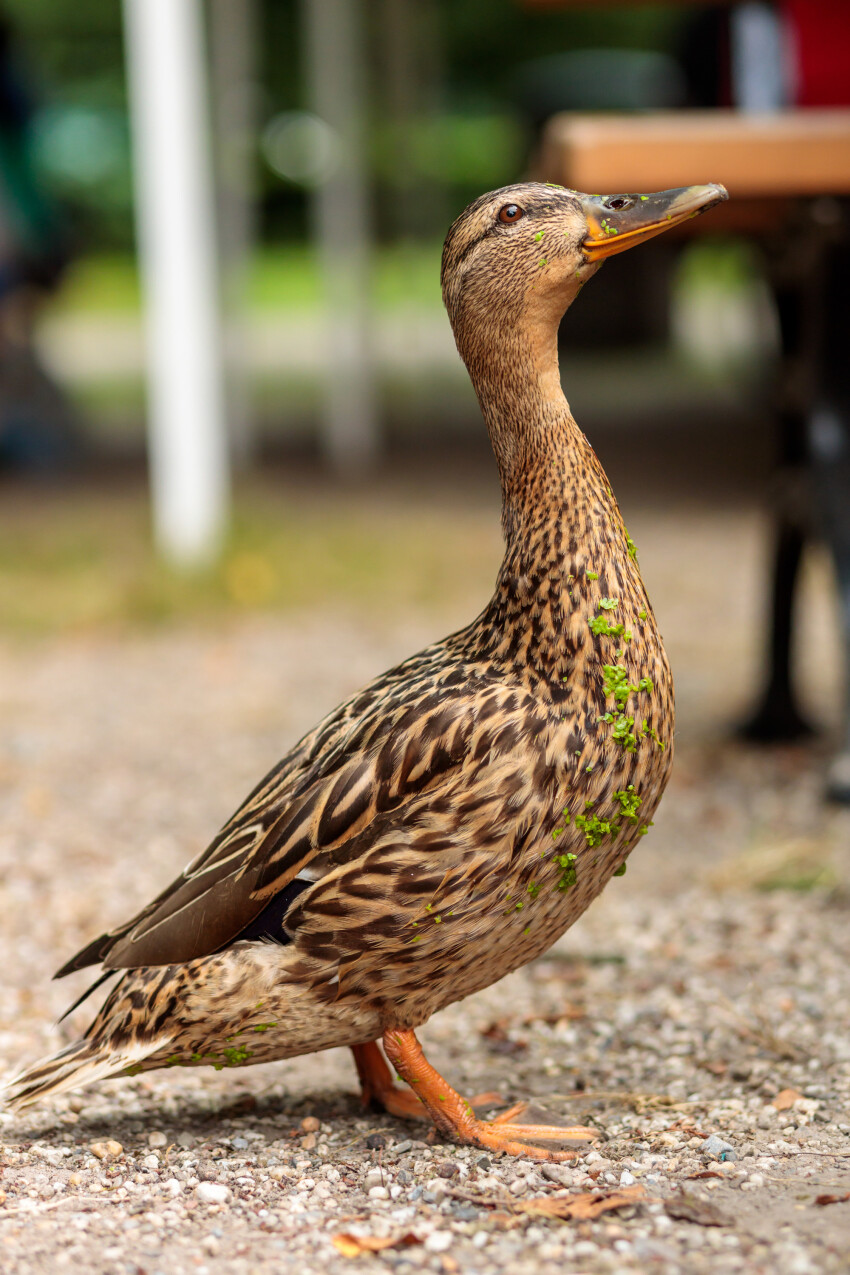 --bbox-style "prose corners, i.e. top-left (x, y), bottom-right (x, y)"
top-left (6, 184), bottom-right (674, 1108)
